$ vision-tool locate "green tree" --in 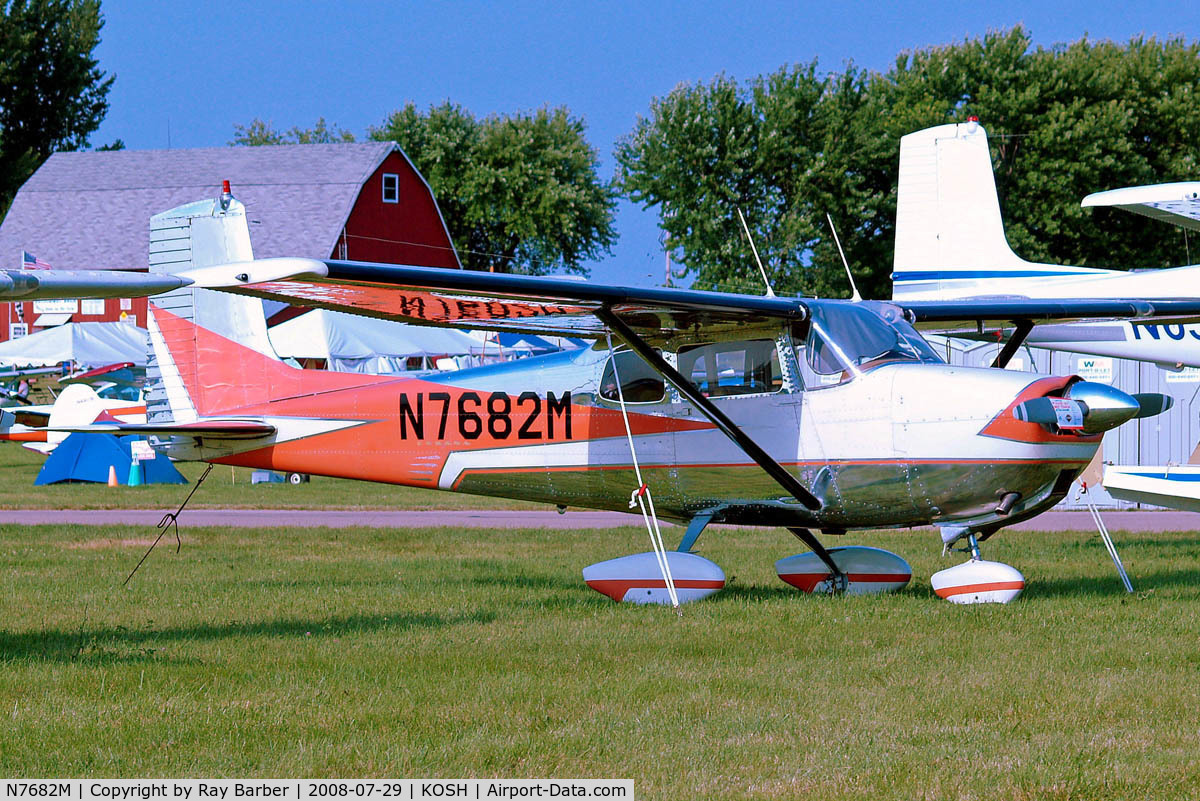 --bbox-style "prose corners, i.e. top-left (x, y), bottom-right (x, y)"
top-left (617, 28), bottom-right (1200, 298)
top-left (230, 117), bottom-right (355, 145)
top-left (0, 0), bottom-right (112, 212)
top-left (875, 28), bottom-right (1200, 272)
top-left (234, 104), bottom-right (616, 275)
top-left (370, 103), bottom-right (616, 274)
top-left (616, 64), bottom-right (887, 297)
